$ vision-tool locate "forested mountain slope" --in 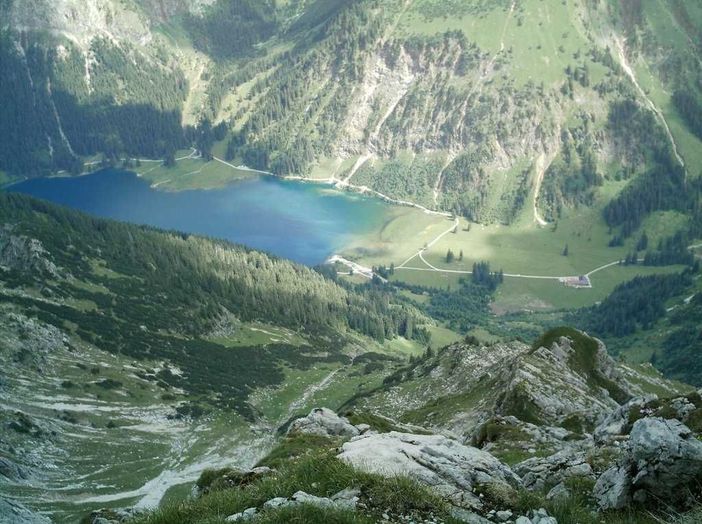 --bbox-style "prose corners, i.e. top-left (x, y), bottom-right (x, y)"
top-left (2, 0), bottom-right (701, 227)
top-left (0, 193), bottom-right (429, 521)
